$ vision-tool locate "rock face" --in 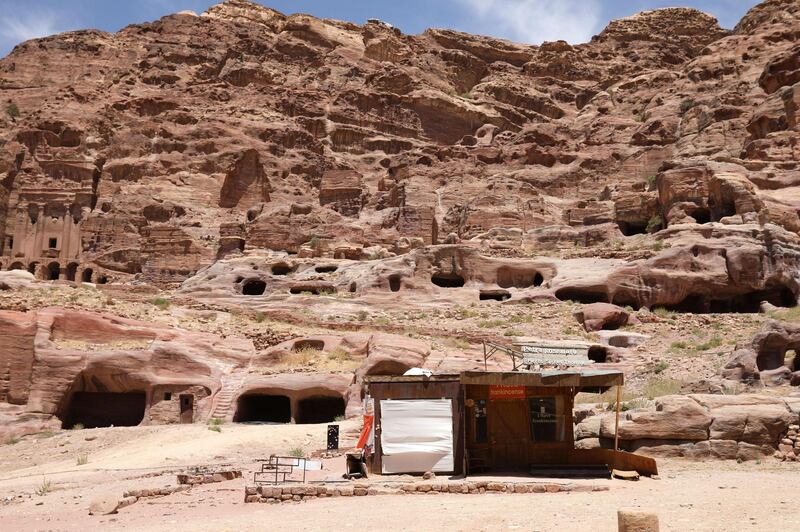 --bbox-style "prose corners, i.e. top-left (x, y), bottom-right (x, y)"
top-left (0, 0), bottom-right (795, 311)
top-left (722, 320), bottom-right (800, 385)
top-left (0, 307), bottom-right (471, 439)
top-left (579, 393), bottom-right (800, 460)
